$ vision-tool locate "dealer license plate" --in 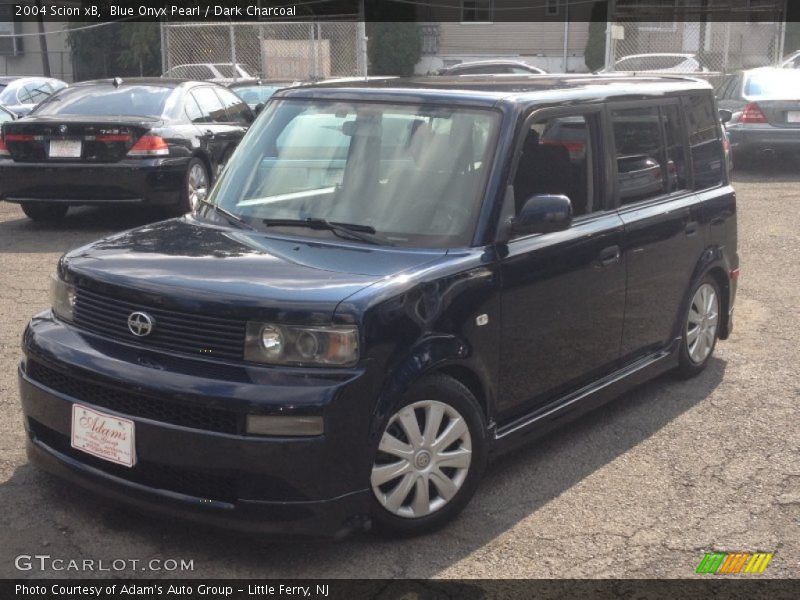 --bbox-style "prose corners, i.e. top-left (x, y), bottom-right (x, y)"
top-left (787, 111), bottom-right (800, 123)
top-left (71, 404), bottom-right (136, 467)
top-left (49, 139), bottom-right (82, 158)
